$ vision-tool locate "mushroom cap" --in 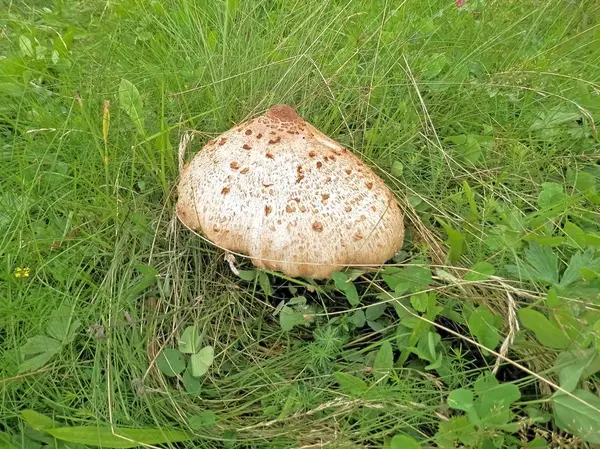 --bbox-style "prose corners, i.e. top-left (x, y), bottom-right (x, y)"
top-left (176, 105), bottom-right (404, 279)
